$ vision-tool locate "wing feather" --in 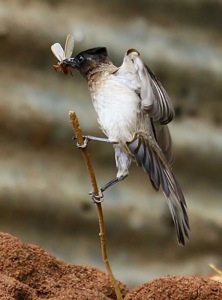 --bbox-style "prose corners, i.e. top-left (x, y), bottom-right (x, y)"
top-left (146, 65), bottom-right (174, 124)
top-left (131, 53), bottom-right (175, 125)
top-left (126, 134), bottom-right (190, 245)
